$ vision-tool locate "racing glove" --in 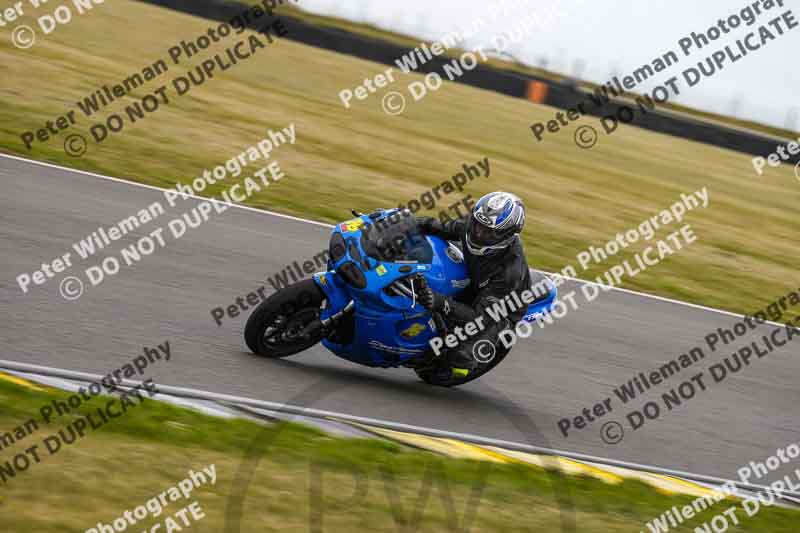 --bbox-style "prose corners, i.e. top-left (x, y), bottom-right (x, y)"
top-left (416, 216), bottom-right (438, 235)
top-left (415, 215), bottom-right (465, 241)
top-left (417, 280), bottom-right (450, 316)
